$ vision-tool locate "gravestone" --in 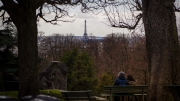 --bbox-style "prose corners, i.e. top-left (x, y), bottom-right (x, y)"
top-left (39, 61), bottom-right (68, 90)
